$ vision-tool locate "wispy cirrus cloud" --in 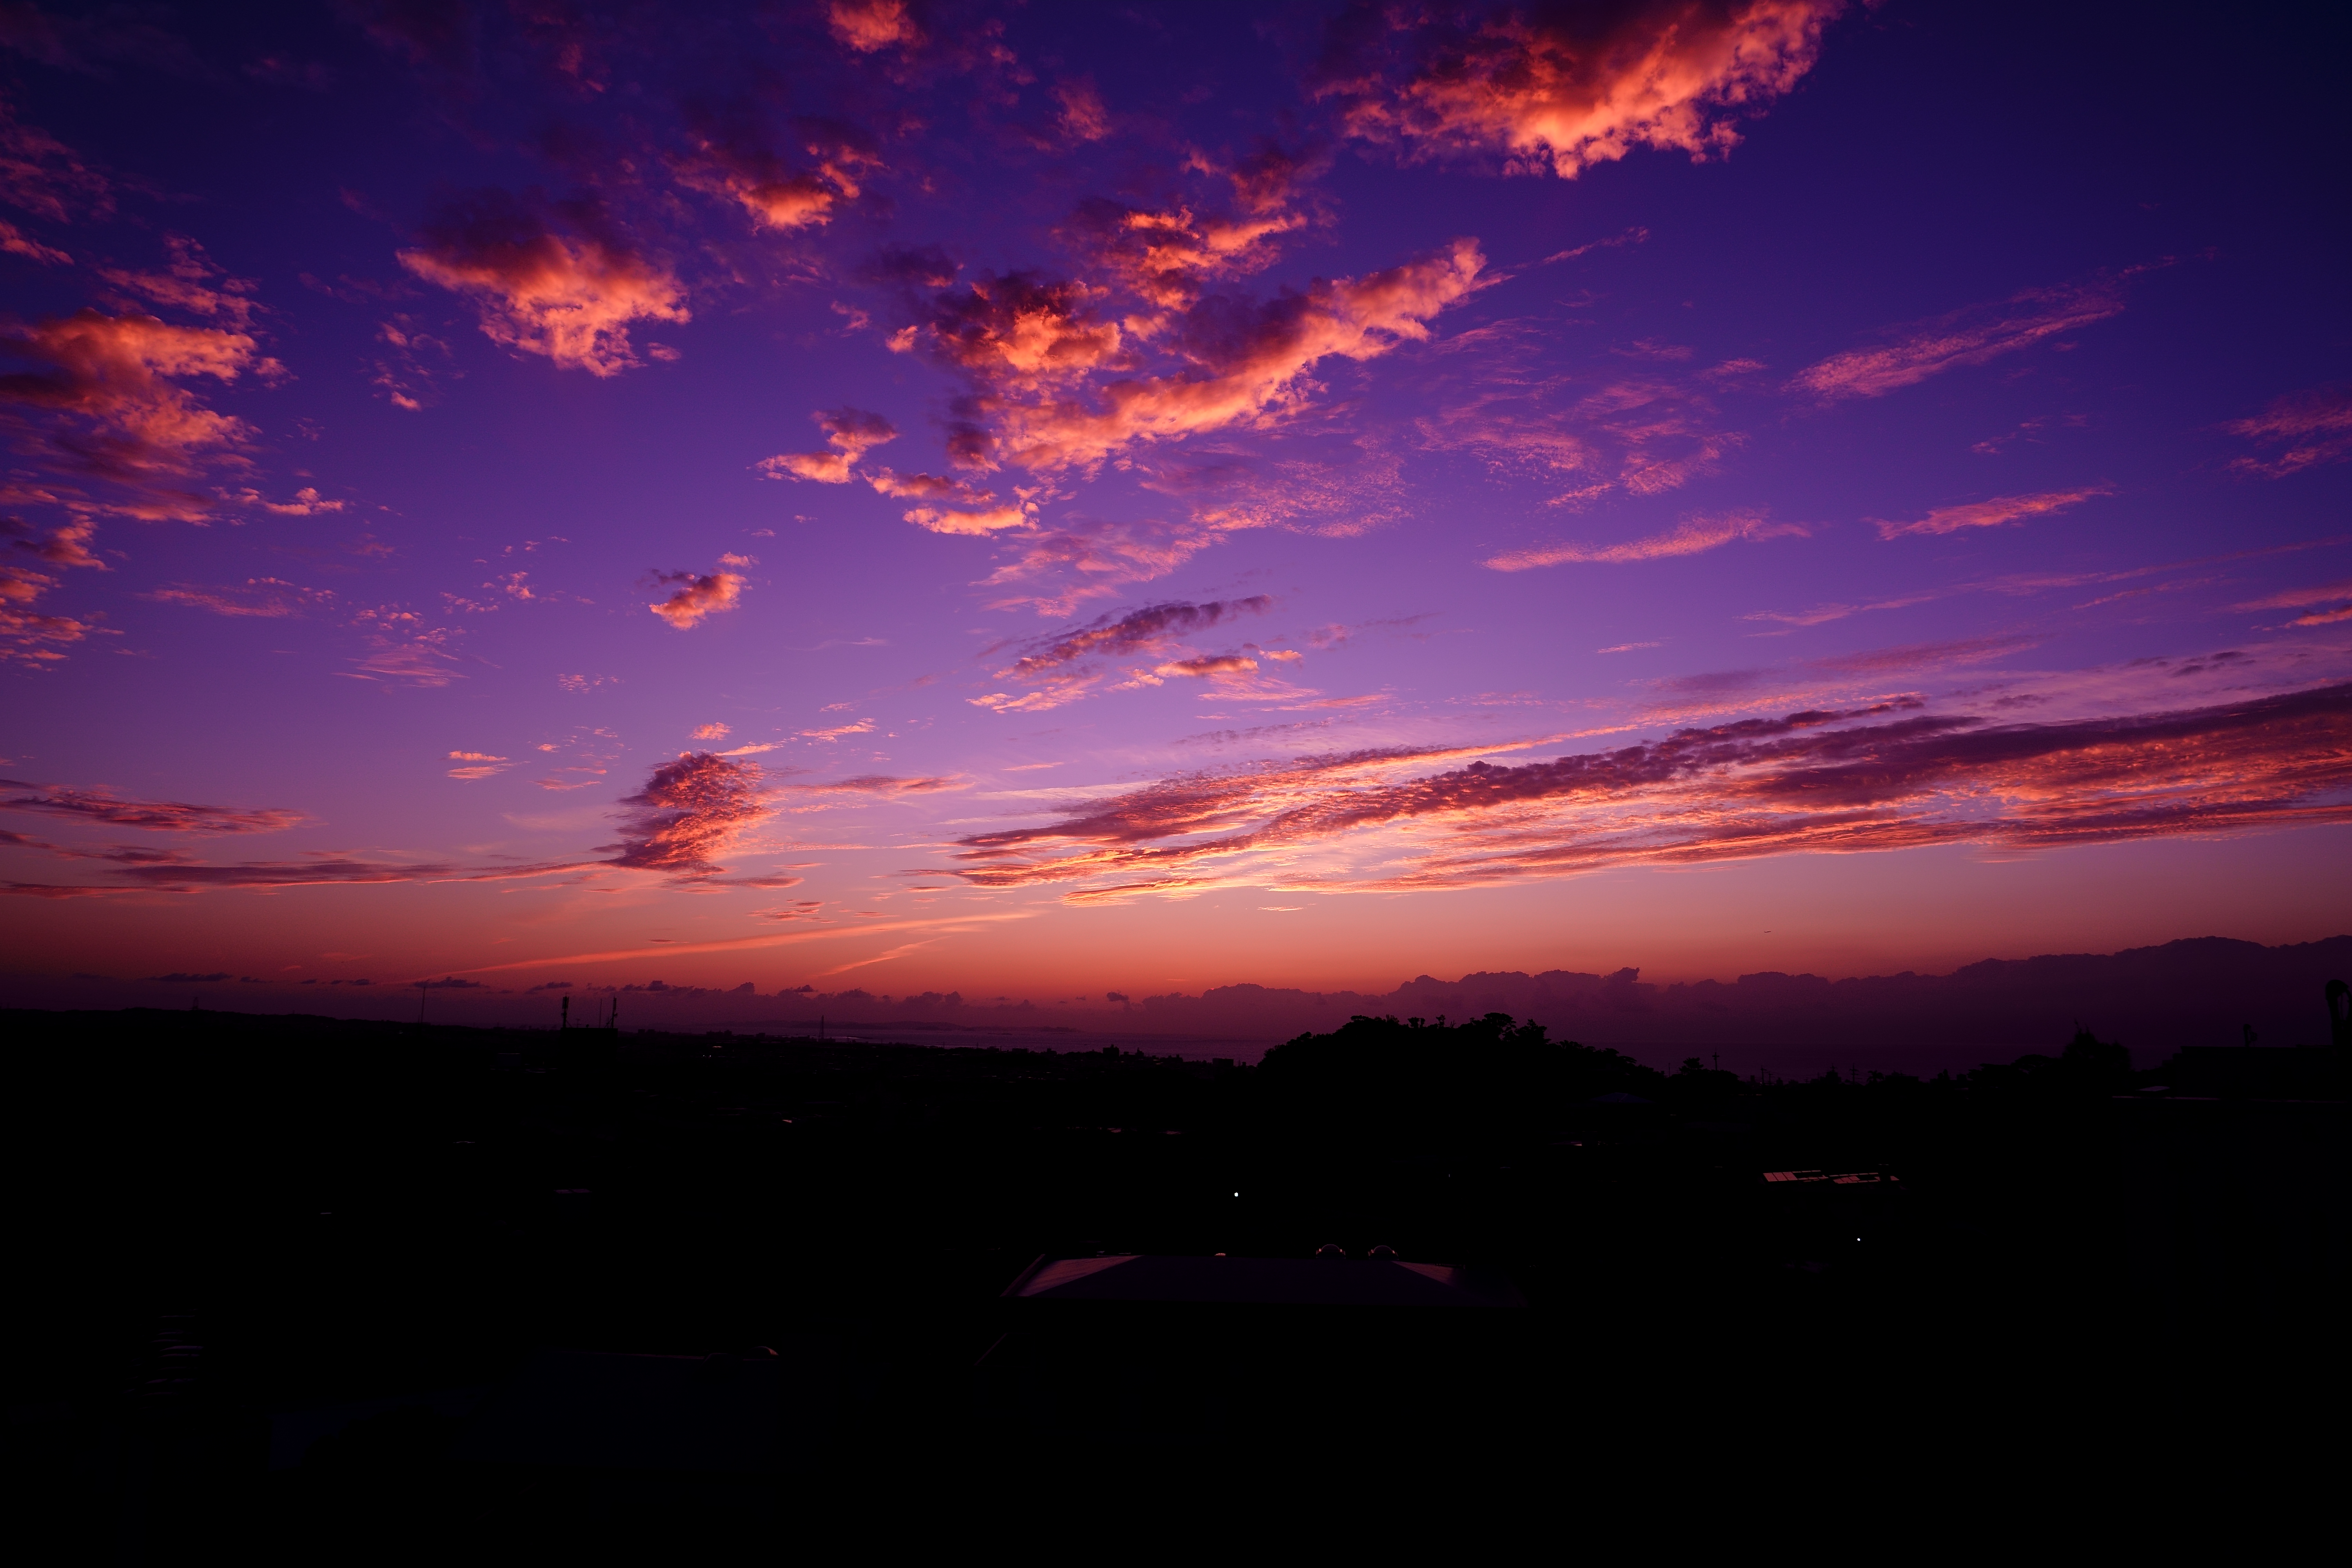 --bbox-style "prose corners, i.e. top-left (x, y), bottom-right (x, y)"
top-left (0, 753), bottom-right (785, 897)
top-left (794, 774), bottom-right (966, 795)
top-left (0, 780), bottom-right (302, 834)
top-left (1318, 0), bottom-right (1846, 179)
top-left (398, 189), bottom-right (687, 376)
top-left (143, 577), bottom-right (335, 617)
top-left (1486, 510), bottom-right (1803, 571)
top-left (0, 96), bottom-right (113, 223)
top-left (944, 683), bottom-right (2352, 899)
top-left (1417, 325), bottom-right (1737, 511)
top-left (2225, 385), bottom-right (2352, 479)
top-left (1789, 278), bottom-right (2128, 401)
top-left (1000, 596), bottom-right (1273, 681)
top-left (1872, 485), bottom-right (2113, 540)
top-left (2235, 577), bottom-right (2352, 629)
